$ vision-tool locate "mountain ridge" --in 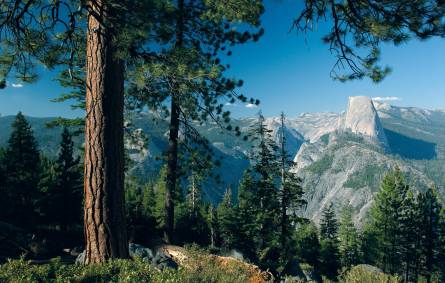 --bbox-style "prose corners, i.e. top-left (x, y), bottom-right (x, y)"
top-left (1, 97), bottom-right (444, 224)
